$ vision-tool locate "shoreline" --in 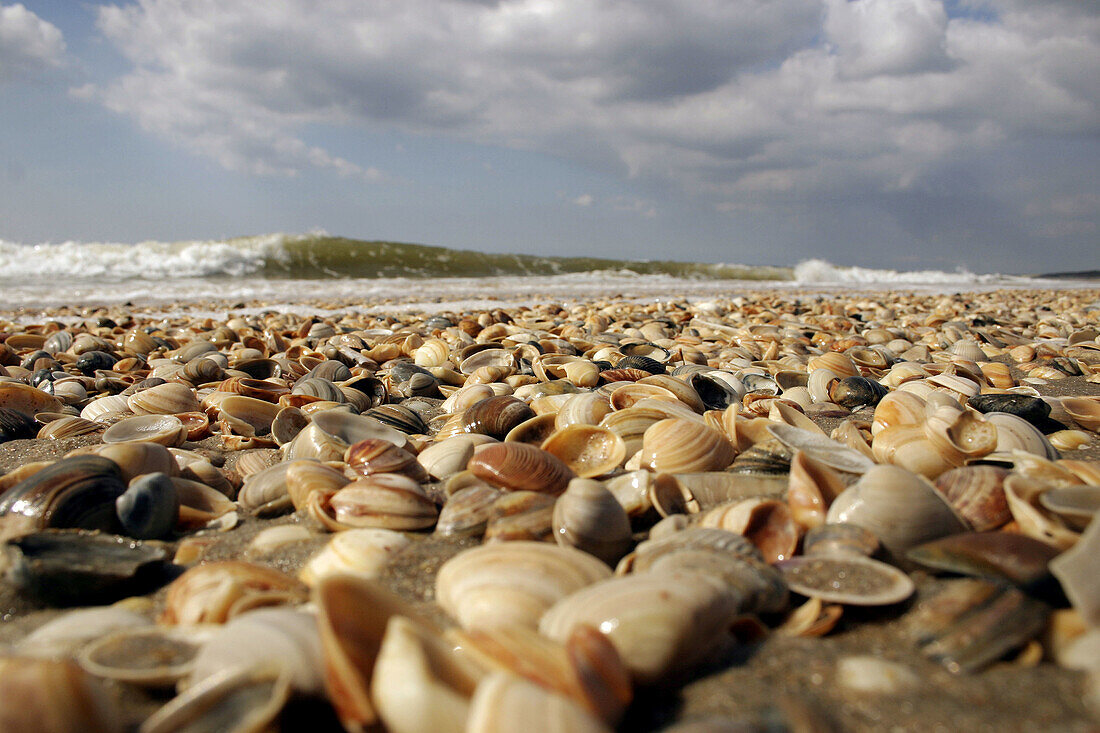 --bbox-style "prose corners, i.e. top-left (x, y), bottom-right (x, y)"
top-left (0, 287), bottom-right (1098, 731)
